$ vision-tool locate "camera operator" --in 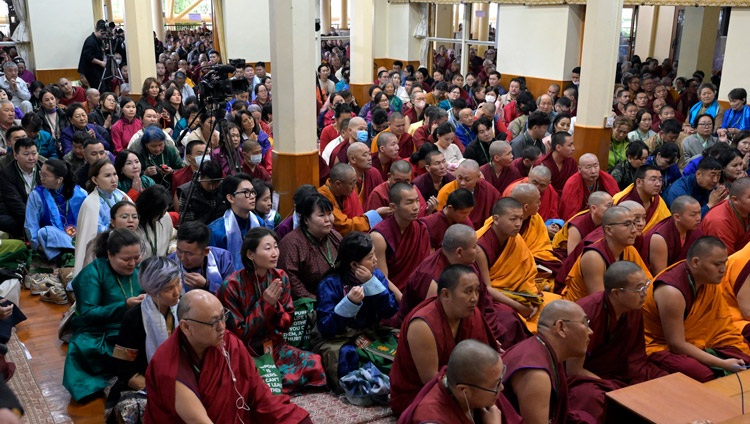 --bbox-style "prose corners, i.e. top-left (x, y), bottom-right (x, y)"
top-left (78, 20), bottom-right (108, 91)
